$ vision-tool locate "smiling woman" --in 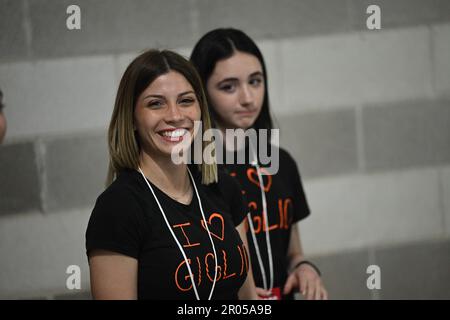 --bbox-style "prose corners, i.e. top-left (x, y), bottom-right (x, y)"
top-left (134, 71), bottom-right (200, 160)
top-left (85, 49), bottom-right (258, 300)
